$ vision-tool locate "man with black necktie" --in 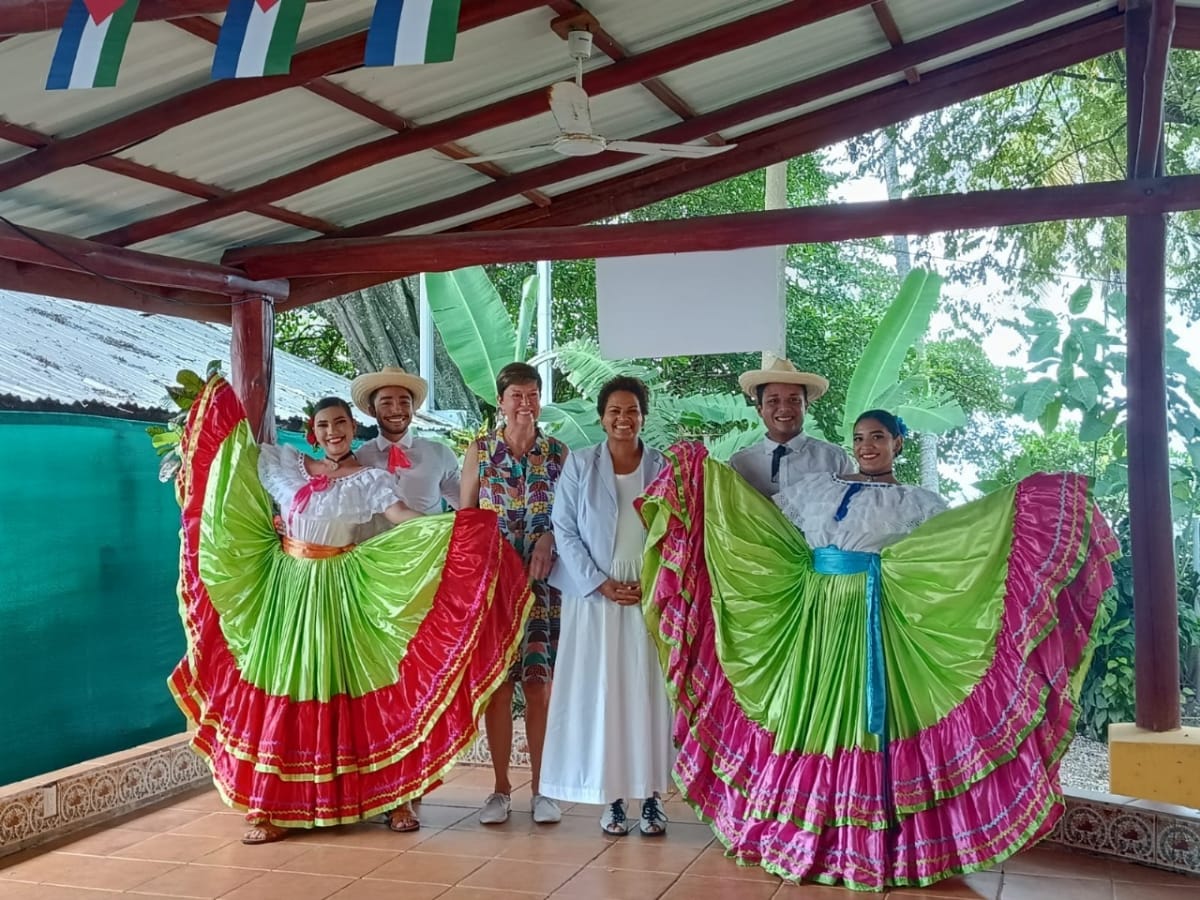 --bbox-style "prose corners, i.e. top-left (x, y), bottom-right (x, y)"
top-left (729, 355), bottom-right (855, 498)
